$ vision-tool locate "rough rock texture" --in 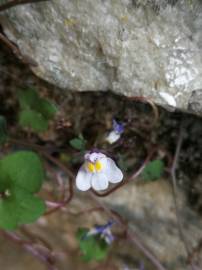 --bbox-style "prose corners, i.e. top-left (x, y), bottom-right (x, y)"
top-left (1, 0), bottom-right (202, 115)
top-left (103, 179), bottom-right (202, 270)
